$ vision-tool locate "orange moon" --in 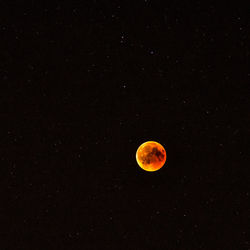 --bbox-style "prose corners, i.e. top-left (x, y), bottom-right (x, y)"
top-left (136, 141), bottom-right (167, 172)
